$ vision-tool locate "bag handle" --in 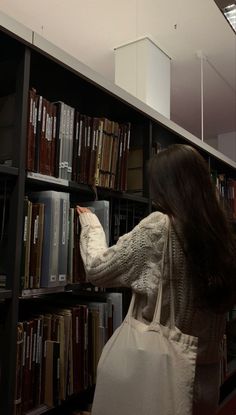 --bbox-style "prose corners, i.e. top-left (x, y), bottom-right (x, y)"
top-left (152, 220), bottom-right (175, 328)
top-left (127, 217), bottom-right (175, 329)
